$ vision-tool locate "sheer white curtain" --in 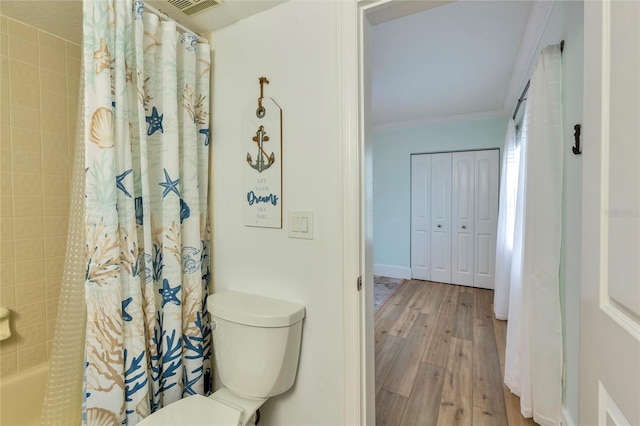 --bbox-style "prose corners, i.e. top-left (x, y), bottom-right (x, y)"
top-left (493, 119), bottom-right (519, 319)
top-left (504, 44), bottom-right (564, 426)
